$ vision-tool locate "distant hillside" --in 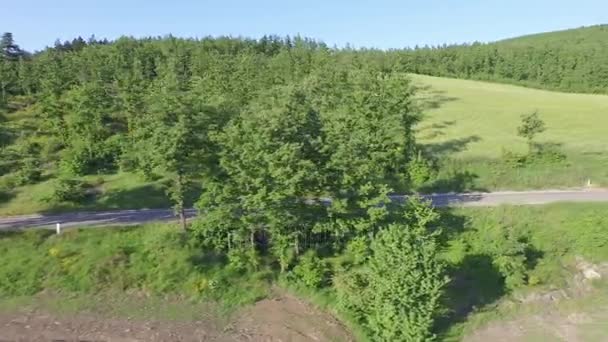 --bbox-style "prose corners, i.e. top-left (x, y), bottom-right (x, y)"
top-left (398, 25), bottom-right (608, 94)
